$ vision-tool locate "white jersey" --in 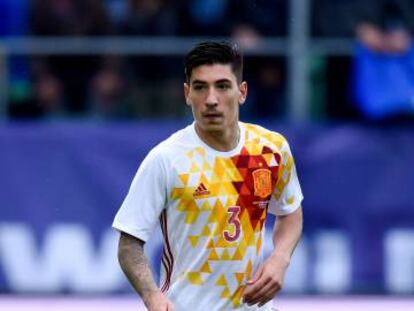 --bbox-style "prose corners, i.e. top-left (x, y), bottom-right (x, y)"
top-left (113, 122), bottom-right (303, 310)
